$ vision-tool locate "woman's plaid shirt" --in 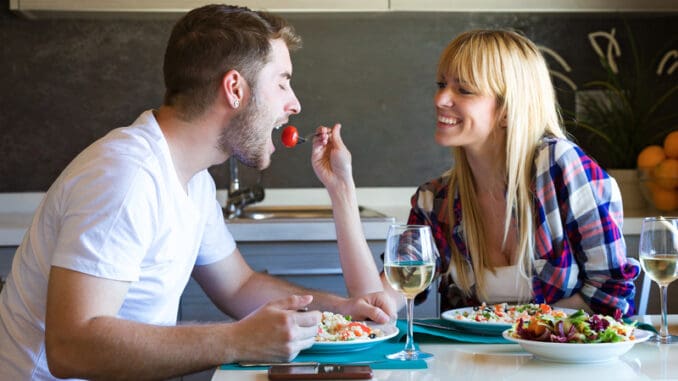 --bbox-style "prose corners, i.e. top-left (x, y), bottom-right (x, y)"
top-left (408, 137), bottom-right (640, 317)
